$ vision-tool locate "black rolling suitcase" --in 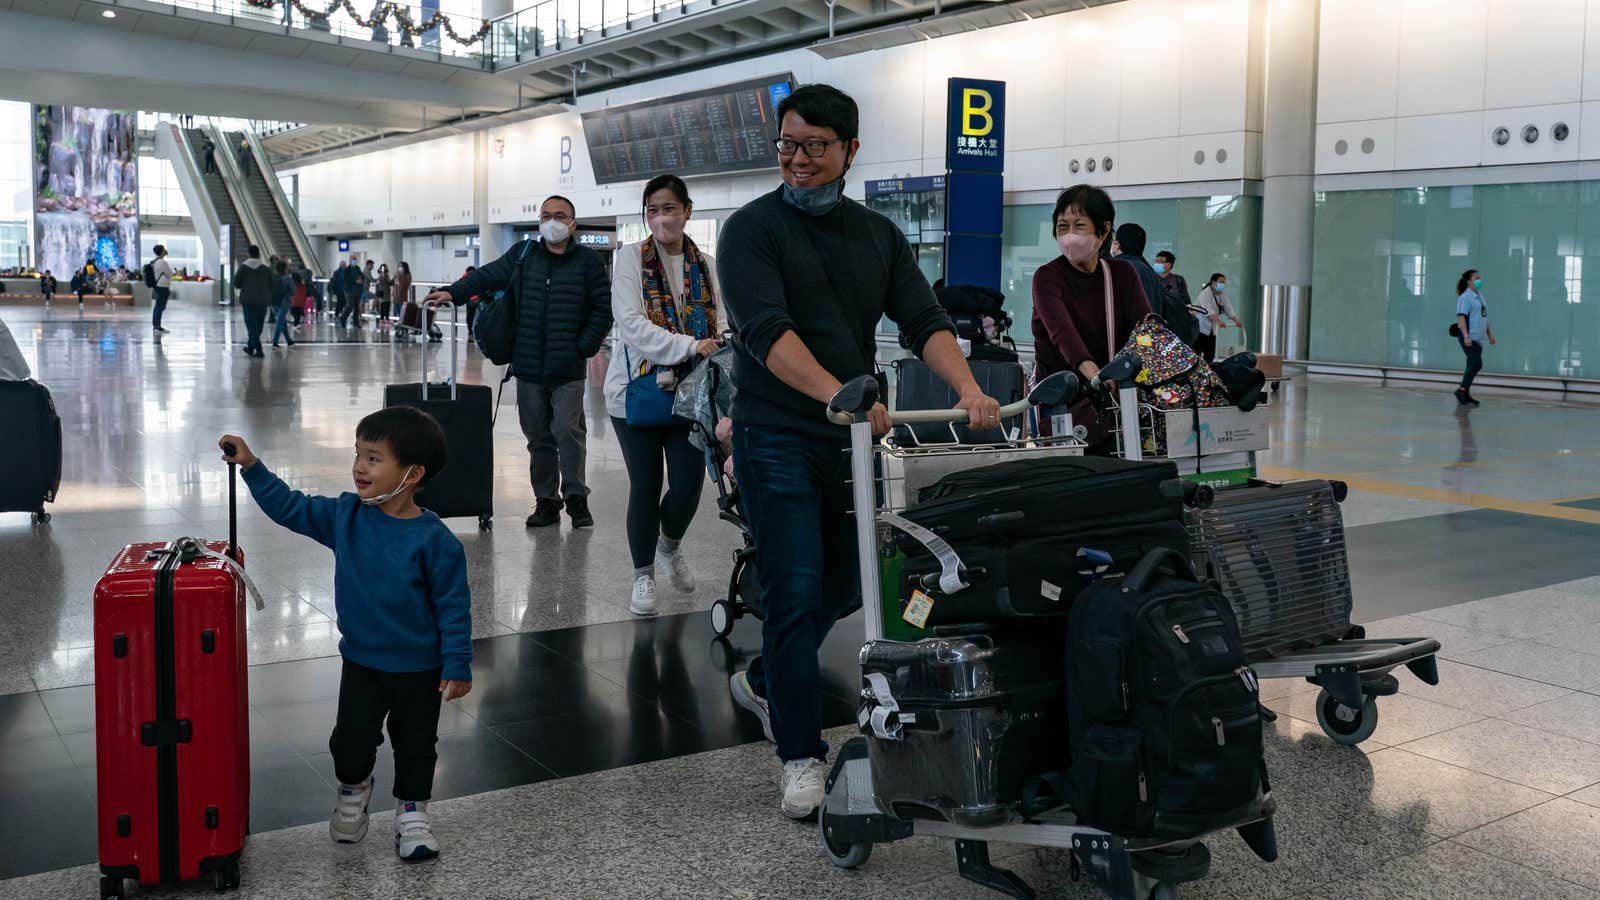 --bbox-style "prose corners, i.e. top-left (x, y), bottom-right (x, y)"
top-left (1184, 479), bottom-right (1353, 660)
top-left (892, 457), bottom-right (1195, 625)
top-left (859, 624), bottom-right (1067, 828)
top-left (383, 302), bottom-right (494, 529)
top-left (0, 379), bottom-right (63, 522)
top-left (892, 357), bottom-right (1024, 445)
